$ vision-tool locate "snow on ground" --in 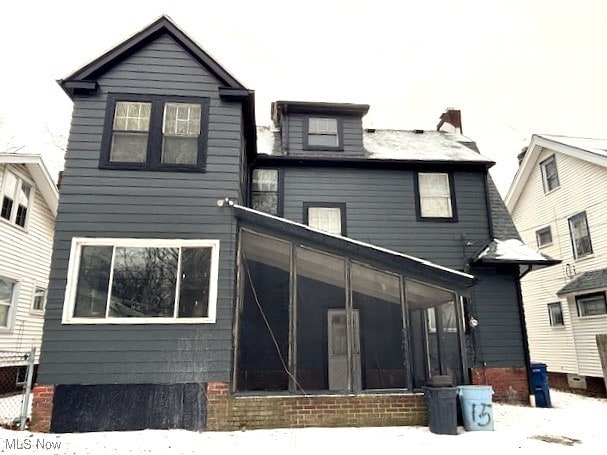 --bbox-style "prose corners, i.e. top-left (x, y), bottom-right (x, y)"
top-left (0, 390), bottom-right (605, 454)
